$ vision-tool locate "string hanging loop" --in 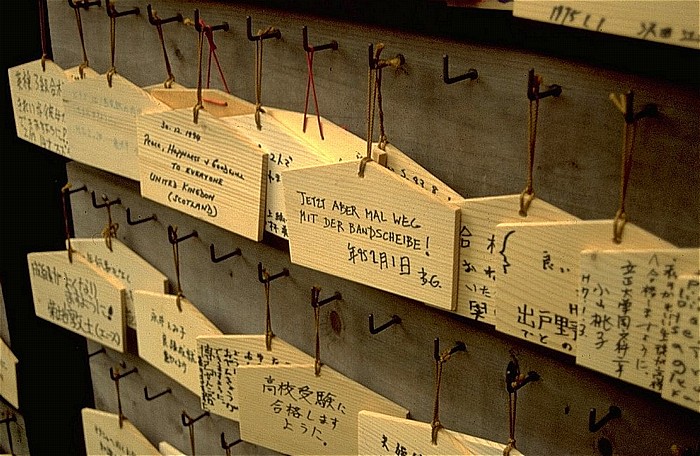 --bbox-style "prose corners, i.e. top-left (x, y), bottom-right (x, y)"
top-left (609, 90), bottom-right (657, 243)
top-left (359, 43), bottom-right (404, 177)
top-left (430, 338), bottom-right (466, 445)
